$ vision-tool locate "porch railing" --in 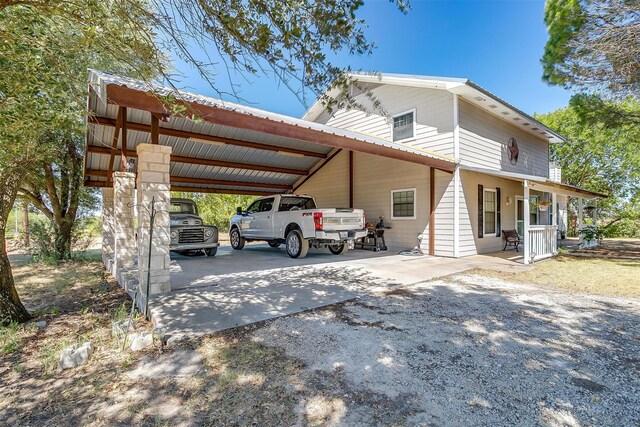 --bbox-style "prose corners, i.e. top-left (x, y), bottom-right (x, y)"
top-left (527, 225), bottom-right (558, 262)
